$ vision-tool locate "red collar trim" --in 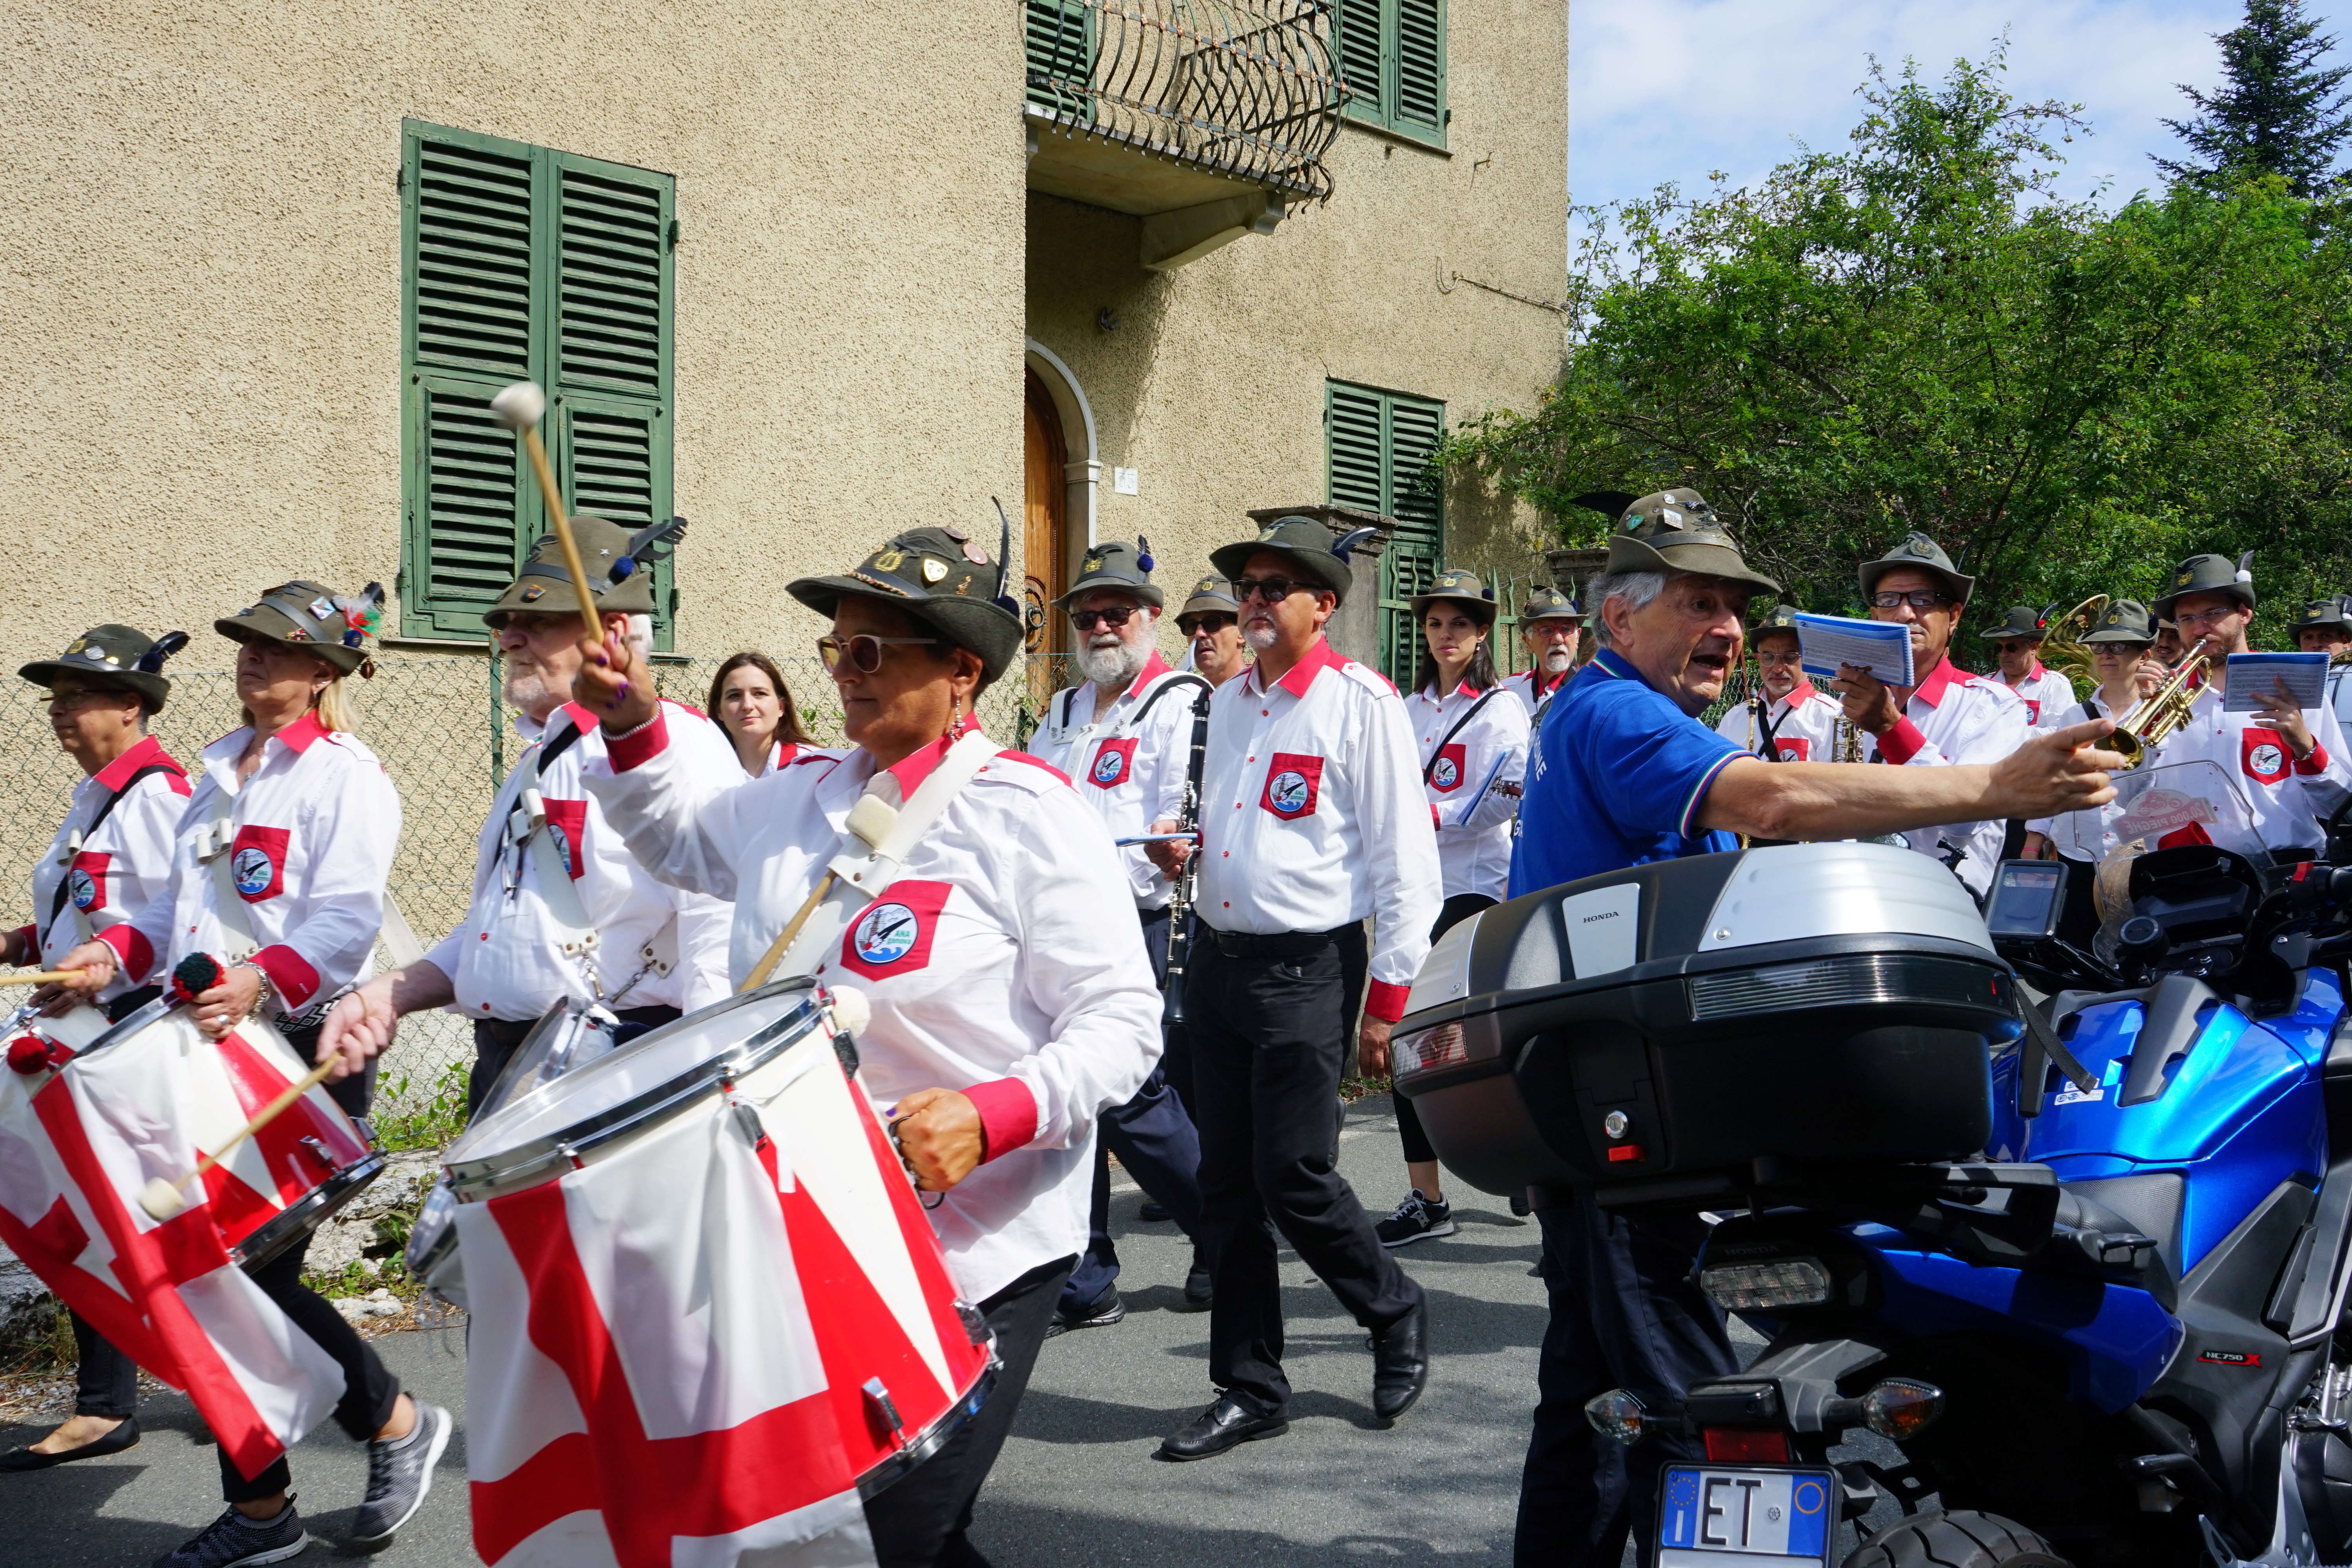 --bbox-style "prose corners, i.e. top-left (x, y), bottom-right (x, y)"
top-left (1125, 652), bottom-right (1173, 700)
top-left (1912, 657), bottom-right (1965, 709)
top-left (1783, 681), bottom-right (1820, 708)
top-left (92, 734), bottom-right (181, 791)
top-left (560, 701), bottom-right (599, 737)
top-left (272, 713), bottom-right (331, 754)
top-left (1256, 637), bottom-right (1345, 699)
top-left (1536, 668), bottom-right (1570, 695)
top-left (882, 713), bottom-right (982, 795)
